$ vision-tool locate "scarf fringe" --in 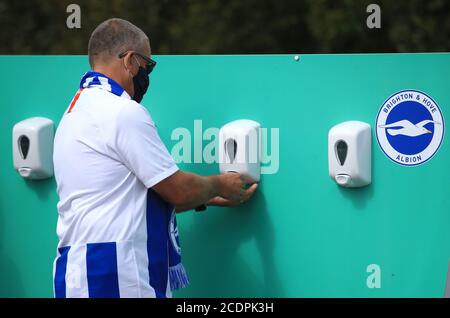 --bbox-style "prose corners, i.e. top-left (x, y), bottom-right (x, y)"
top-left (169, 263), bottom-right (190, 291)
